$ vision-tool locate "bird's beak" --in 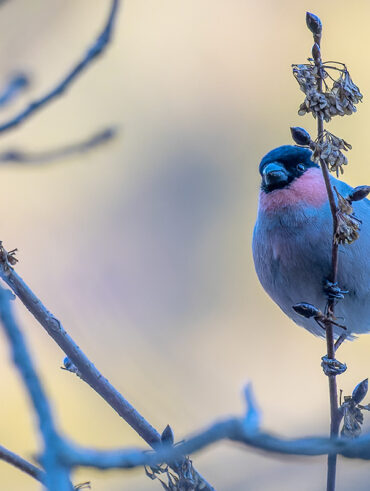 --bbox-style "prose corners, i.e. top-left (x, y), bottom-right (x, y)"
top-left (262, 162), bottom-right (289, 187)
